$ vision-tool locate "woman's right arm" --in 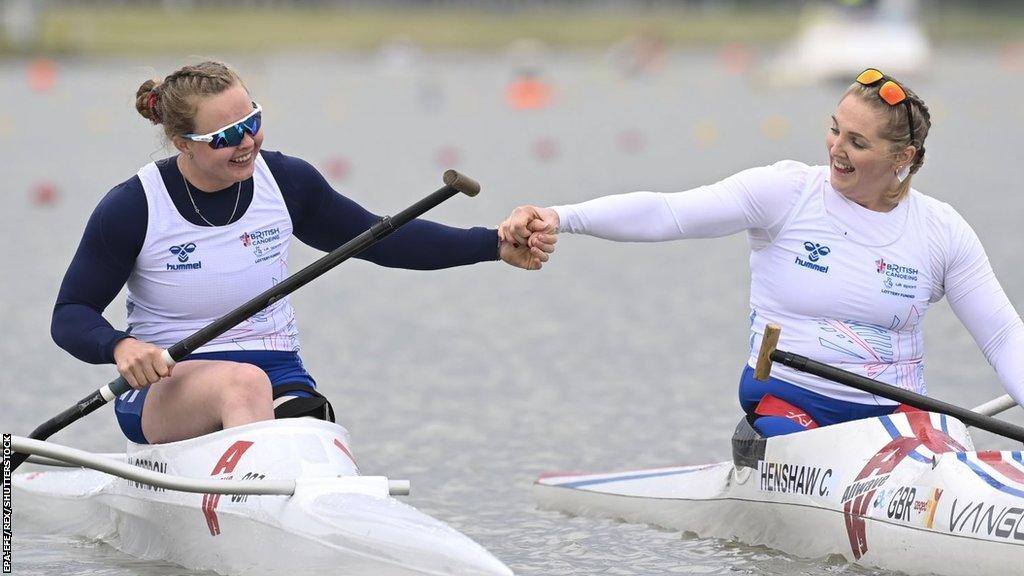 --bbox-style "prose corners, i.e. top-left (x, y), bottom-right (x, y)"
top-left (51, 179), bottom-right (147, 365)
